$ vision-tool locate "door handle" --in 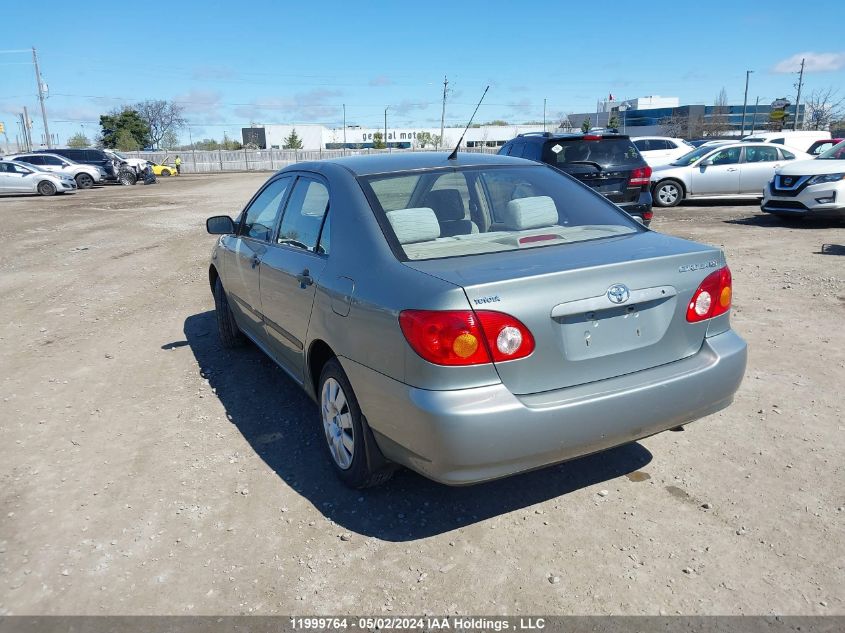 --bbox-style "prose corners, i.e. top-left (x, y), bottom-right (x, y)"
top-left (251, 255), bottom-right (260, 269)
top-left (726, 168), bottom-right (738, 172)
top-left (296, 269), bottom-right (314, 289)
